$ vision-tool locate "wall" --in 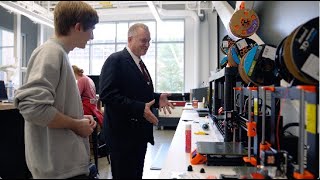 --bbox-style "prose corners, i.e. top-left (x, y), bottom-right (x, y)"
top-left (217, 2), bottom-right (234, 64)
top-left (0, 6), bottom-right (13, 30)
top-left (199, 10), bottom-right (218, 88)
top-left (207, 11), bottom-right (218, 75)
top-left (254, 1), bottom-right (318, 46)
top-left (184, 16), bottom-right (197, 92)
top-left (21, 16), bottom-right (38, 64)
